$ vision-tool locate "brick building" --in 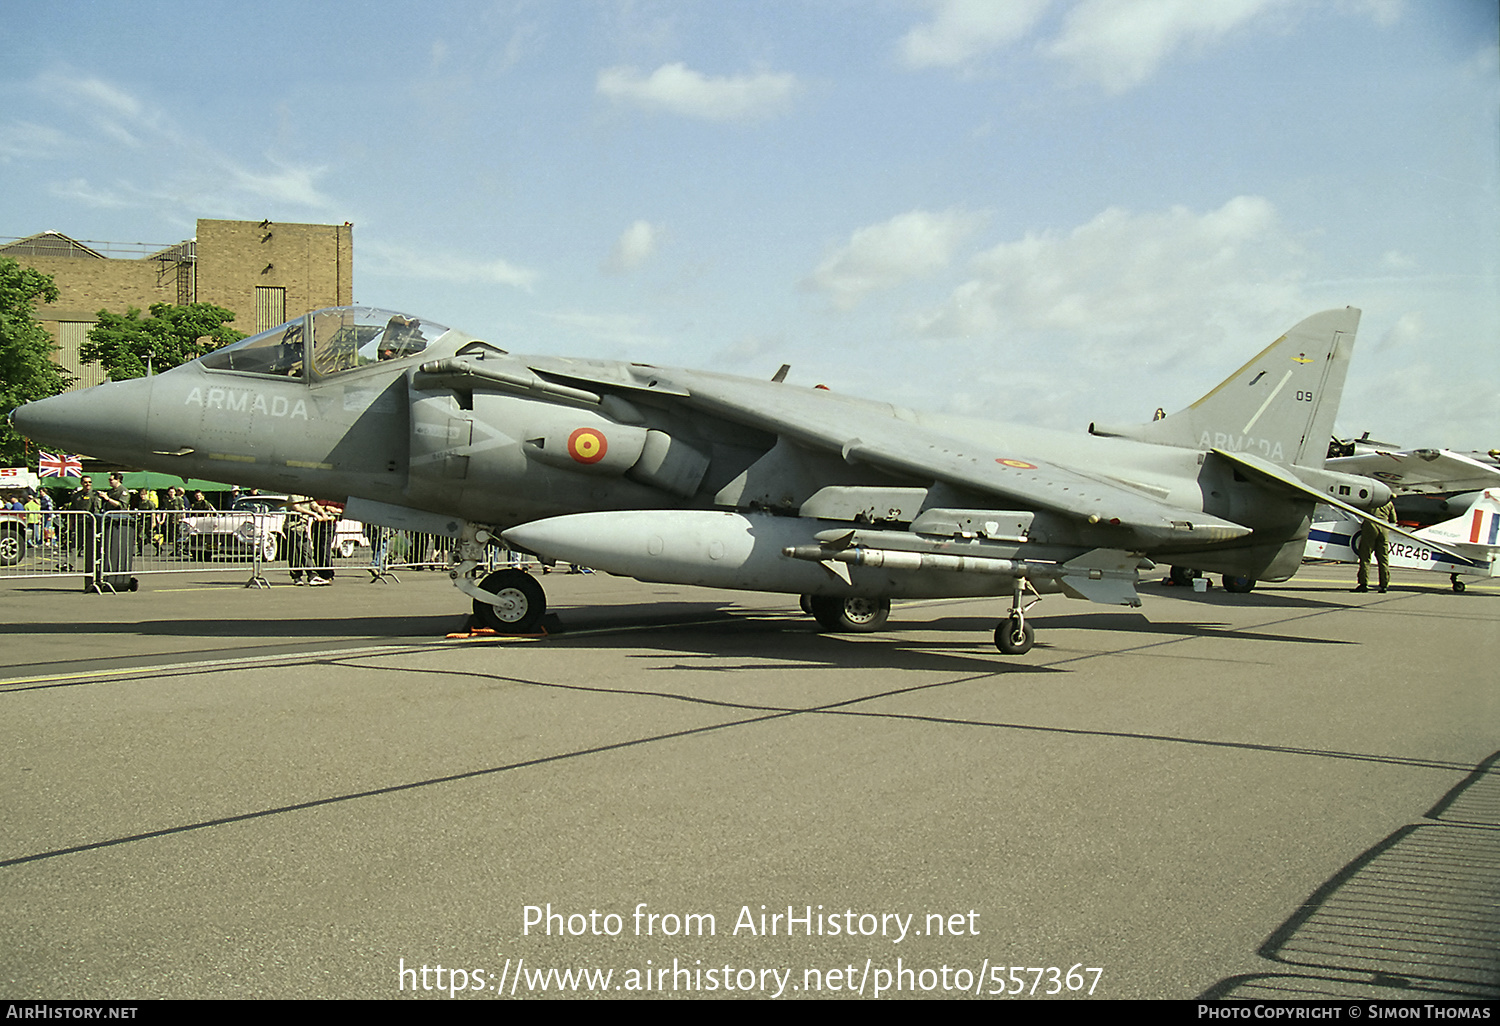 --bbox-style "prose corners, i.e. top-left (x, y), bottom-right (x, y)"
top-left (1, 219), bottom-right (353, 389)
